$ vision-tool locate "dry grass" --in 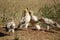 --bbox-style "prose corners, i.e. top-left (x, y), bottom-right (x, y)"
top-left (0, 0), bottom-right (60, 26)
